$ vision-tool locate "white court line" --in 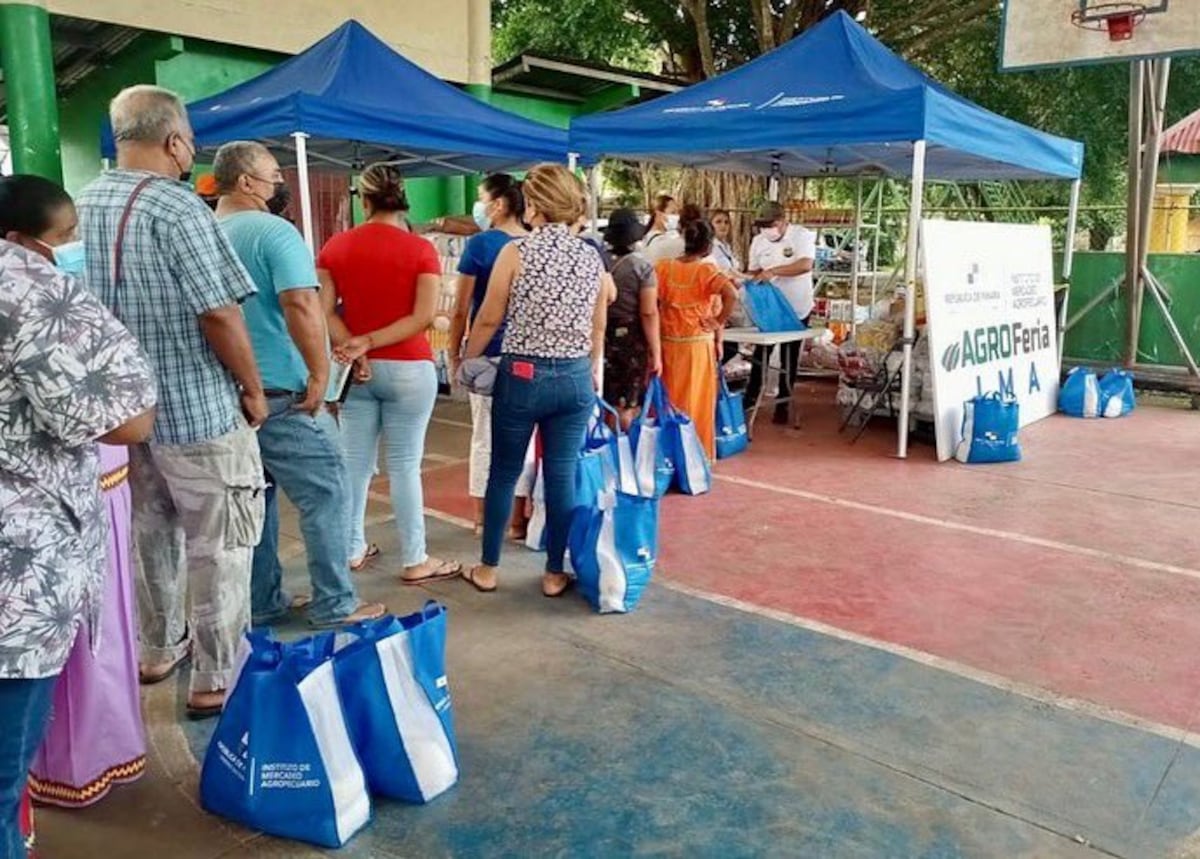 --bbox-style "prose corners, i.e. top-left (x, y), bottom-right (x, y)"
top-left (715, 472), bottom-right (1200, 583)
top-left (658, 578), bottom-right (1200, 750)
top-left (421, 499), bottom-right (1200, 748)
